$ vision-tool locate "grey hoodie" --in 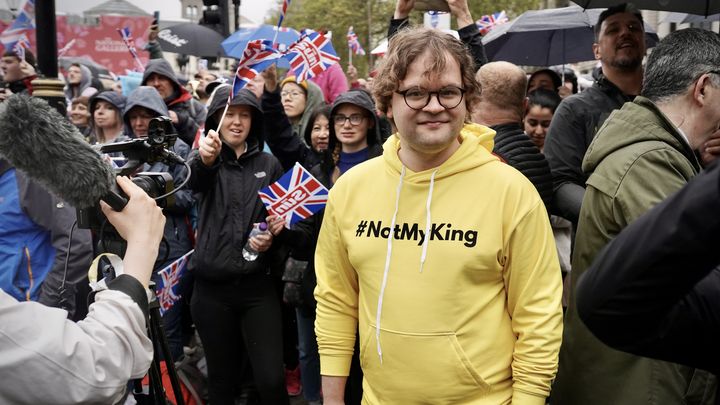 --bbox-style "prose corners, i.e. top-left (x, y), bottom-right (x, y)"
top-left (63, 64), bottom-right (94, 102)
top-left (122, 86), bottom-right (169, 137)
